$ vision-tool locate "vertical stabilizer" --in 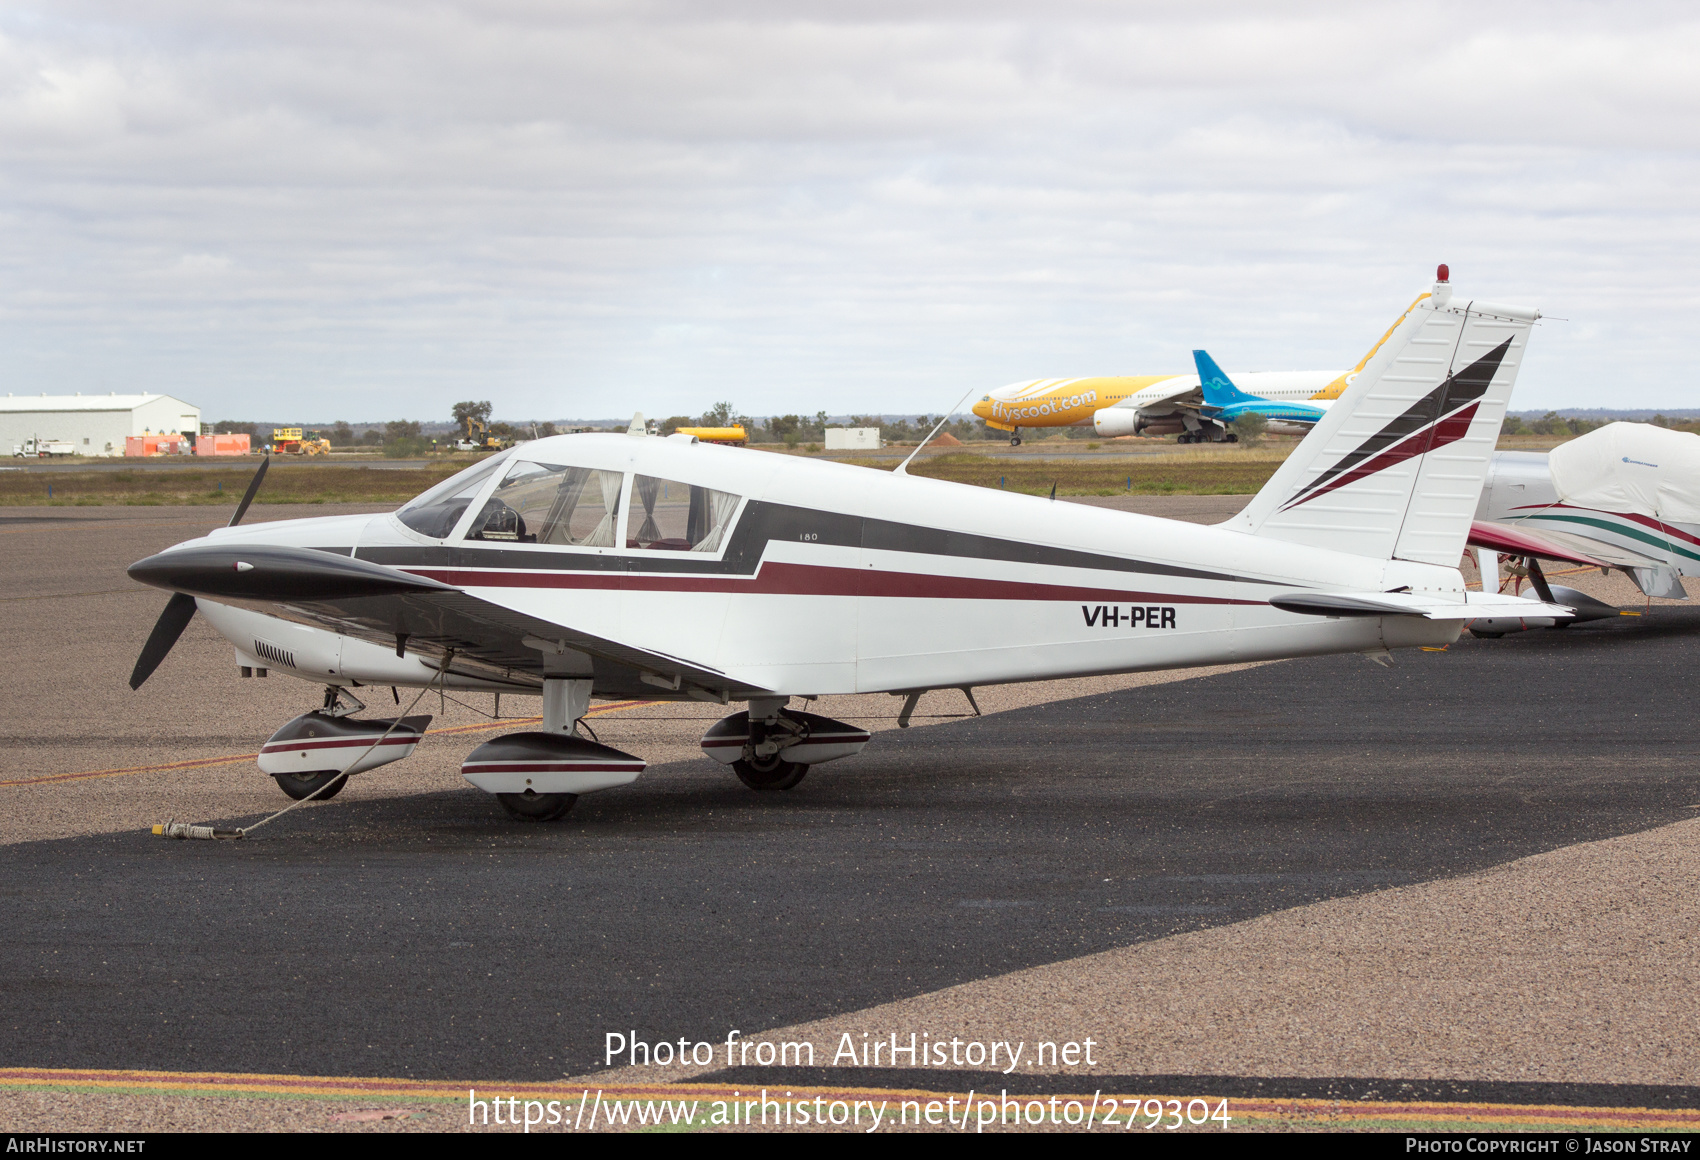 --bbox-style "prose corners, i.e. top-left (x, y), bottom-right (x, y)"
top-left (1194, 350), bottom-right (1259, 409)
top-left (1225, 271), bottom-right (1539, 565)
